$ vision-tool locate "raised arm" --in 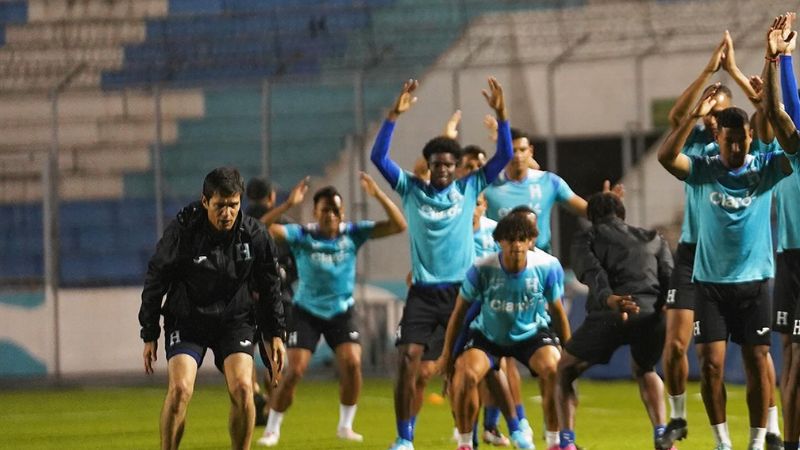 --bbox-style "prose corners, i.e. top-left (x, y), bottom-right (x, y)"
top-left (442, 109), bottom-right (461, 140)
top-left (370, 79), bottom-right (418, 187)
top-left (360, 171), bottom-right (407, 238)
top-left (668, 35), bottom-right (726, 128)
top-left (480, 77), bottom-right (513, 183)
top-left (765, 15), bottom-right (800, 154)
top-left (658, 85), bottom-right (720, 179)
top-left (780, 13), bottom-right (800, 124)
top-left (259, 177), bottom-right (309, 242)
top-left (722, 30), bottom-right (774, 142)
